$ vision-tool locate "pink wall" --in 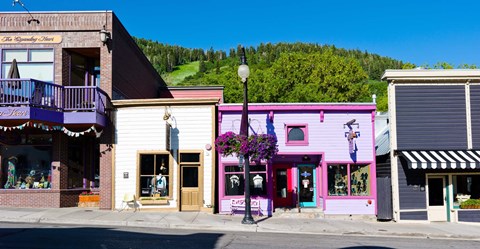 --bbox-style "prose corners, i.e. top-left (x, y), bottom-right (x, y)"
top-left (217, 103), bottom-right (377, 216)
